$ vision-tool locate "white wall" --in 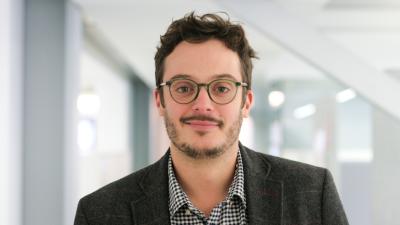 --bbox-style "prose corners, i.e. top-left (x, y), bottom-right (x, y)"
top-left (0, 0), bottom-right (23, 224)
top-left (372, 109), bottom-right (400, 225)
top-left (0, 1), bottom-right (12, 223)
